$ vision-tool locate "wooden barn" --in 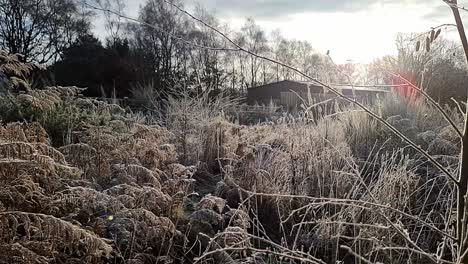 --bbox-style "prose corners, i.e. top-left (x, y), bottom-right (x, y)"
top-left (247, 80), bottom-right (389, 108)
